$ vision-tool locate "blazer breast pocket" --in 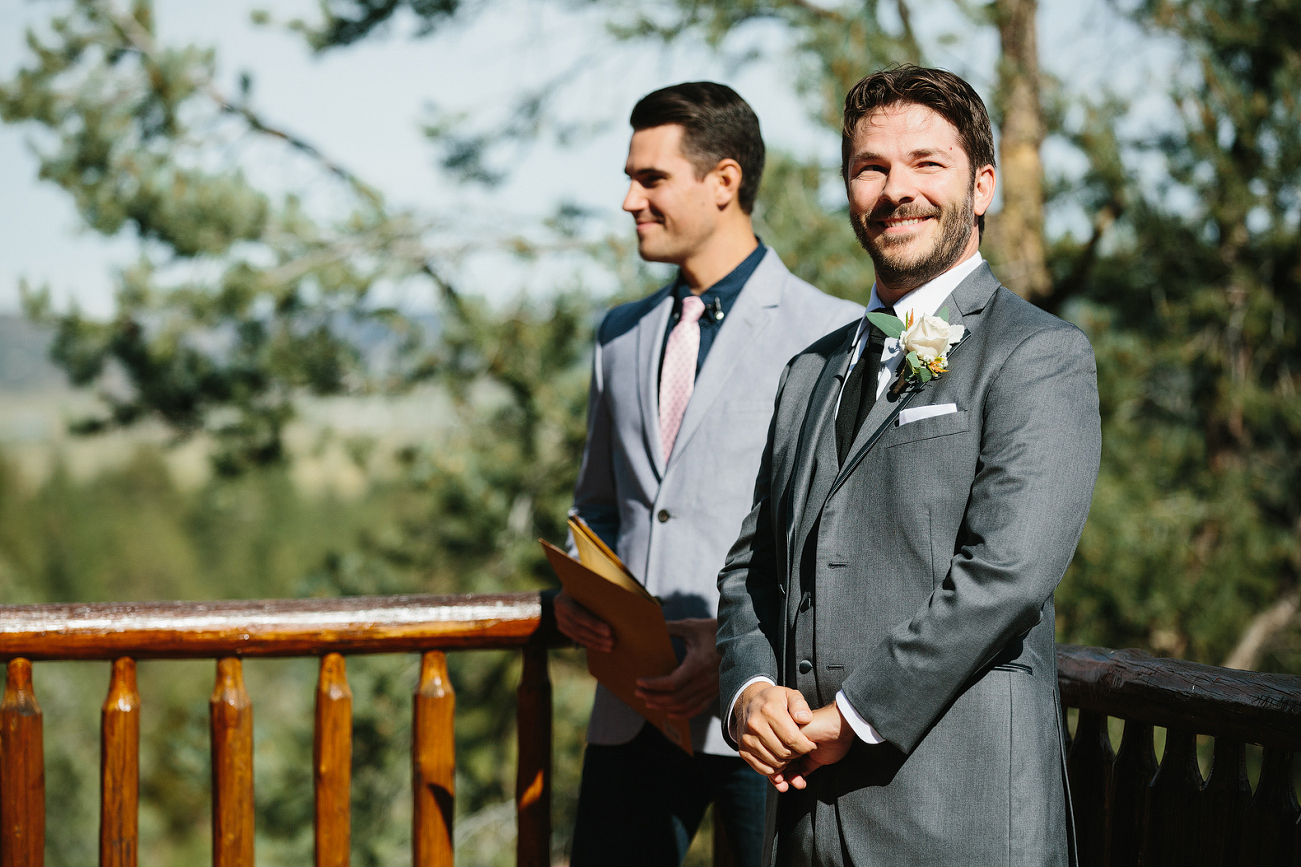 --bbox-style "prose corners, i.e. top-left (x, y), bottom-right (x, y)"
top-left (884, 408), bottom-right (970, 448)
